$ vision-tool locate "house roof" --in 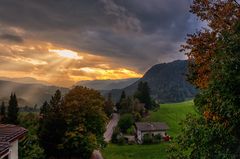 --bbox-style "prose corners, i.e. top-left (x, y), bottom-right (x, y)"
top-left (0, 124), bottom-right (27, 143)
top-left (0, 142), bottom-right (10, 157)
top-left (0, 124), bottom-right (27, 158)
top-left (135, 122), bottom-right (169, 132)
